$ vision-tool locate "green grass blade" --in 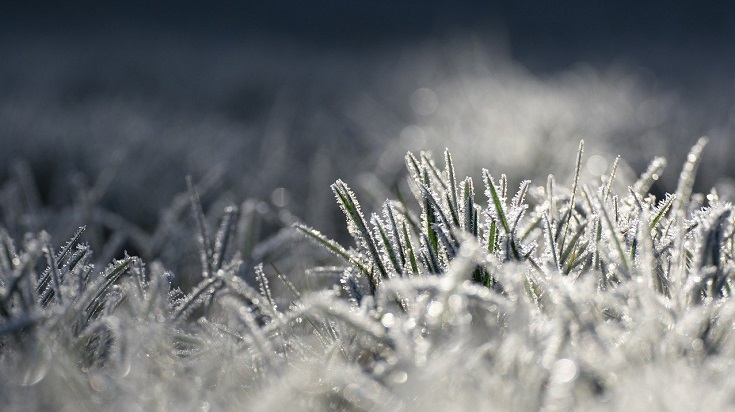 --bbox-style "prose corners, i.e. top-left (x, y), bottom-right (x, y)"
top-left (373, 214), bottom-right (401, 274)
top-left (542, 214), bottom-right (560, 271)
top-left (187, 176), bottom-right (213, 278)
top-left (595, 191), bottom-right (631, 275)
top-left (212, 205), bottom-right (239, 272)
top-left (483, 170), bottom-right (520, 260)
top-left (603, 155), bottom-right (620, 201)
top-left (461, 177), bottom-right (476, 235)
top-left (332, 179), bottom-right (388, 280)
top-left (559, 221), bottom-right (588, 271)
top-left (444, 149), bottom-right (460, 226)
top-left (650, 194), bottom-right (676, 232)
top-left (43, 236), bottom-right (63, 305)
top-left (293, 224), bottom-right (370, 276)
top-left (384, 202), bottom-right (407, 271)
top-left (675, 137), bottom-right (708, 213)
top-left (84, 257), bottom-right (135, 323)
top-left (561, 140), bottom-right (584, 252)
top-left (173, 275), bottom-right (222, 322)
top-left (482, 170), bottom-right (510, 233)
top-left (401, 221), bottom-right (419, 274)
top-left (633, 156), bottom-right (667, 195)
